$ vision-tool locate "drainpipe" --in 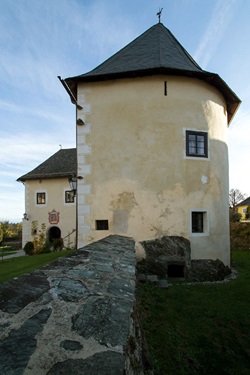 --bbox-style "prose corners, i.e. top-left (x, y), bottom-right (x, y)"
top-left (75, 104), bottom-right (79, 249)
top-left (58, 76), bottom-right (81, 249)
top-left (57, 76), bottom-right (82, 110)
